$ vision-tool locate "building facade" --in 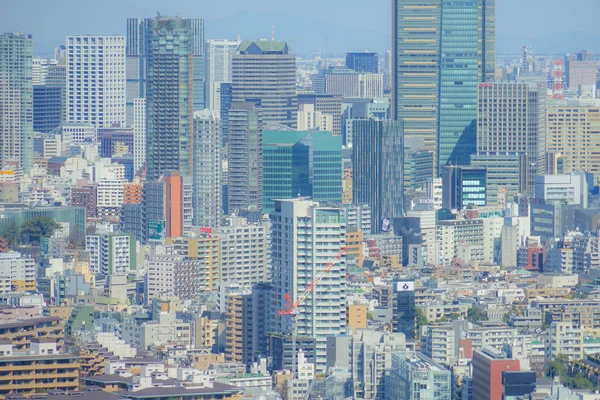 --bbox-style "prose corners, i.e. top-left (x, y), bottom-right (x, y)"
top-left (262, 129), bottom-right (342, 213)
top-left (232, 41), bottom-right (297, 128)
top-left (66, 36), bottom-right (126, 129)
top-left (227, 102), bottom-right (263, 215)
top-left (0, 33), bottom-right (34, 172)
top-left (145, 17), bottom-right (195, 181)
top-left (352, 120), bottom-right (403, 232)
top-left (271, 199), bottom-right (346, 373)
top-left (193, 110), bottom-right (222, 228)
top-left (206, 39), bottom-right (241, 112)
top-left (392, 0), bottom-right (495, 171)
